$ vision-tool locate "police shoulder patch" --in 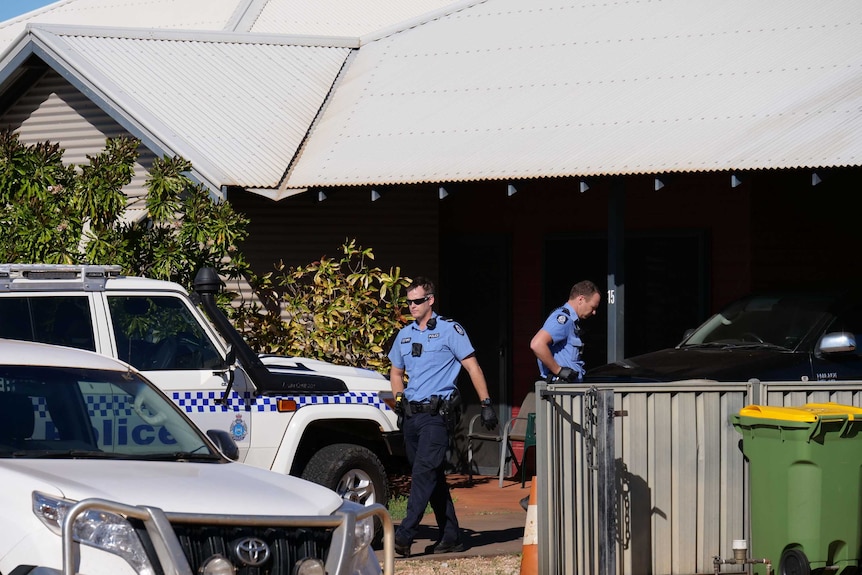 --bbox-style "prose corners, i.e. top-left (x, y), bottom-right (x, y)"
top-left (401, 337), bottom-right (412, 343)
top-left (556, 314), bottom-right (569, 325)
top-left (454, 323), bottom-right (465, 335)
